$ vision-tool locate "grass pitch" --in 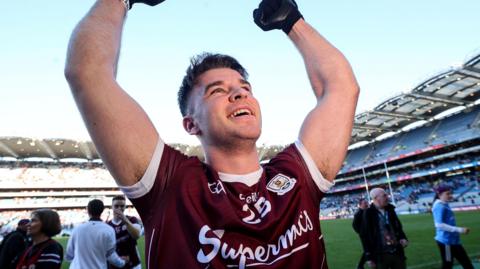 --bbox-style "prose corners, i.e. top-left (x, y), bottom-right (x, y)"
top-left (58, 211), bottom-right (479, 268)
